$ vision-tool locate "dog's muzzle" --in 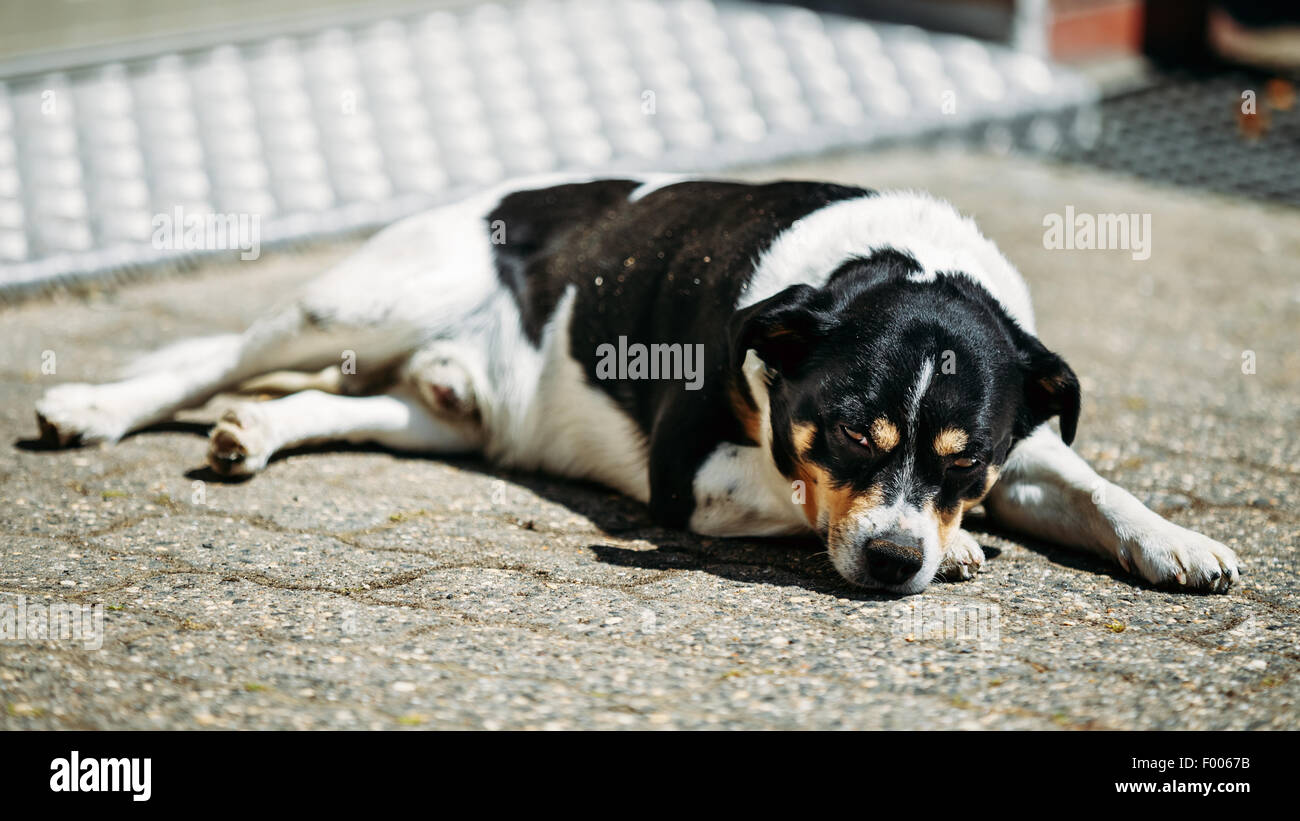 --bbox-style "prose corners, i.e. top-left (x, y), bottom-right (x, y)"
top-left (829, 506), bottom-right (938, 592)
top-left (862, 538), bottom-right (924, 586)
